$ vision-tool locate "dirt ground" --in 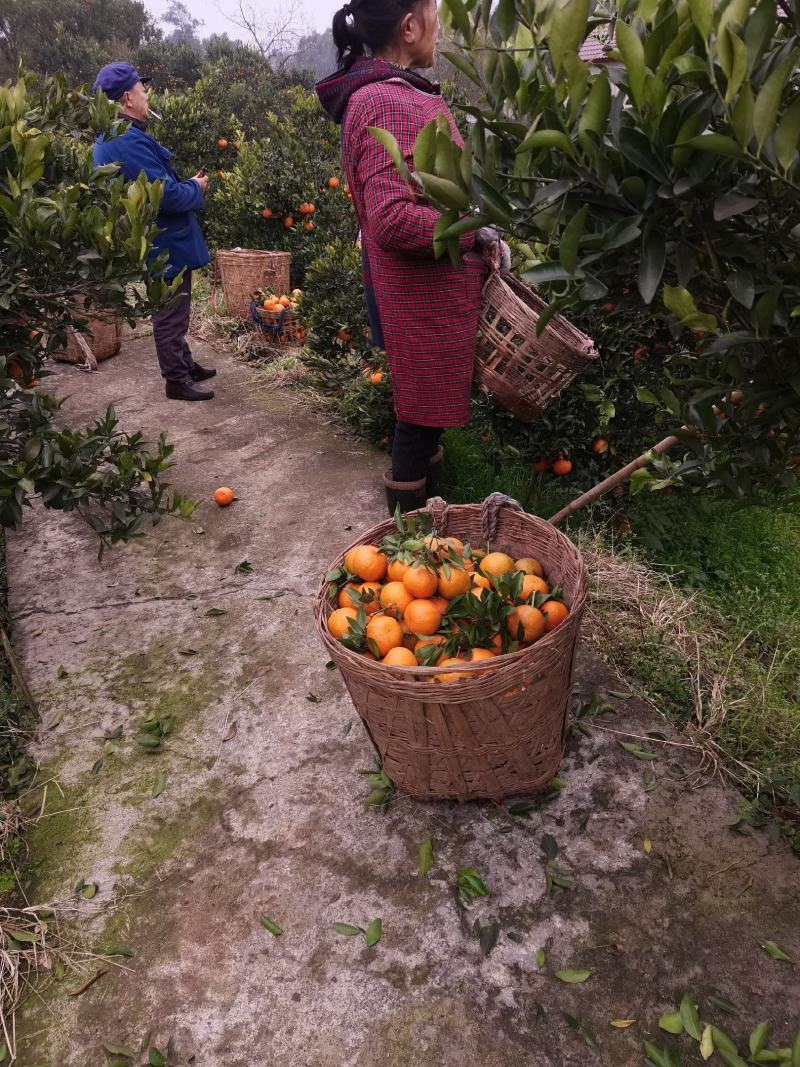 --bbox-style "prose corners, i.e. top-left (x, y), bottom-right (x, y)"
top-left (7, 334), bottom-right (799, 1066)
